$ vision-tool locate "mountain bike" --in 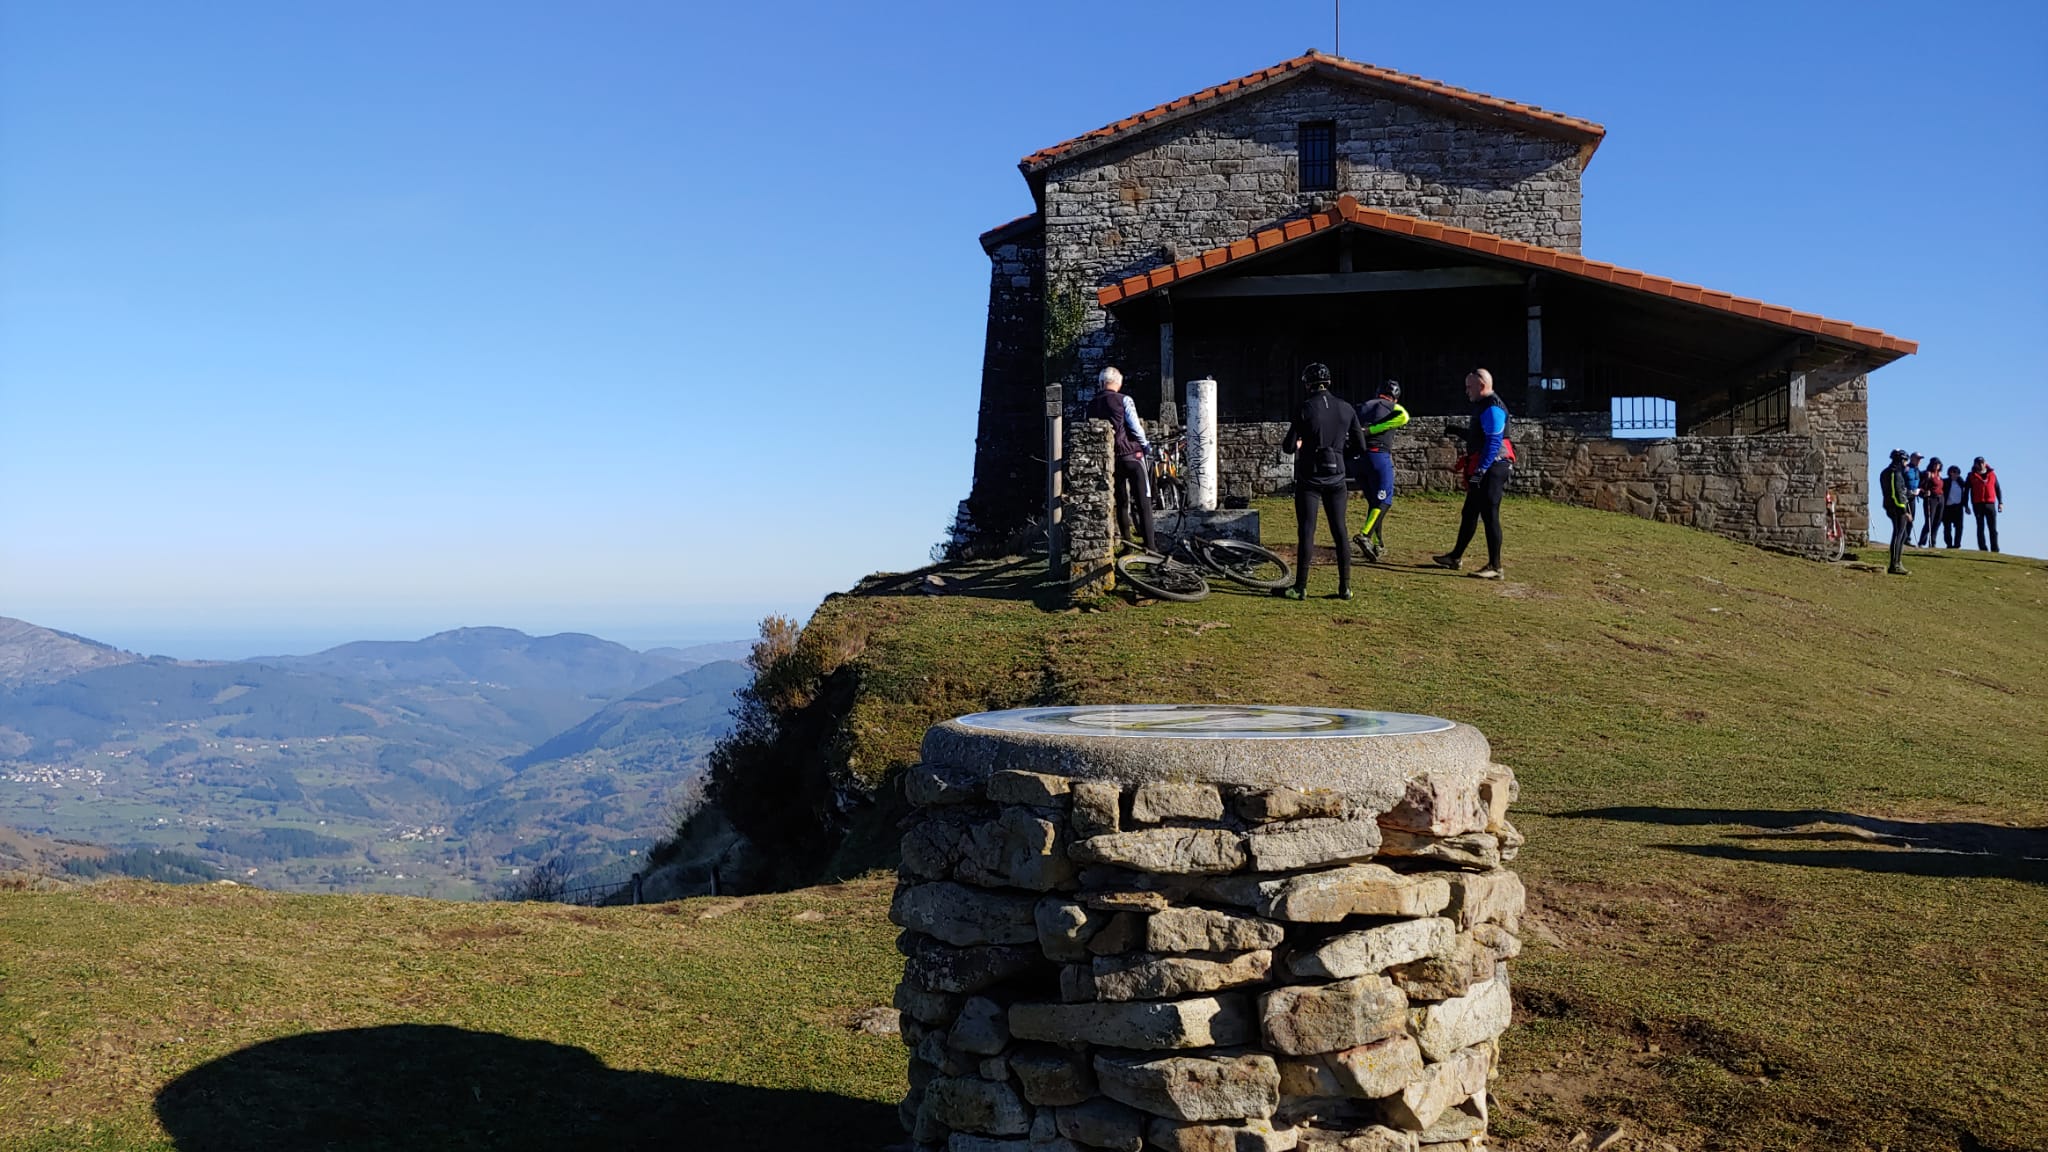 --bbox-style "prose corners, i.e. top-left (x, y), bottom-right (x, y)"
top-left (1115, 441), bottom-right (1293, 602)
top-left (1821, 490), bottom-right (1846, 562)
